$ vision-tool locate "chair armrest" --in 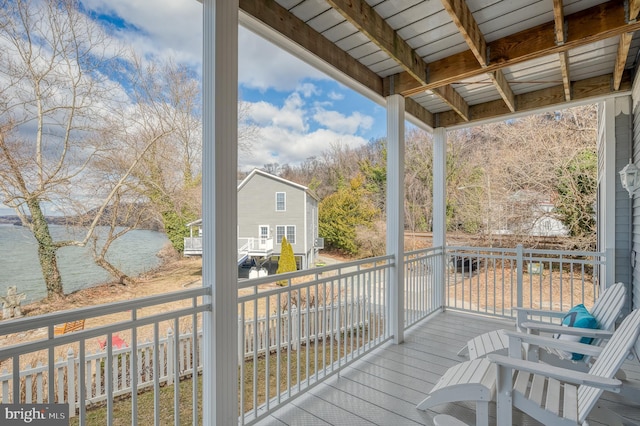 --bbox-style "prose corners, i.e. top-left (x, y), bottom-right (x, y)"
top-left (513, 307), bottom-right (567, 318)
top-left (502, 330), bottom-right (604, 357)
top-left (519, 321), bottom-right (614, 339)
top-left (488, 354), bottom-right (621, 392)
top-left (513, 307), bottom-right (566, 330)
